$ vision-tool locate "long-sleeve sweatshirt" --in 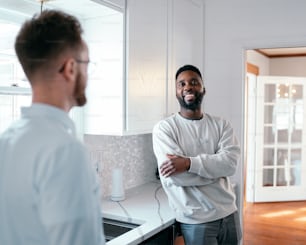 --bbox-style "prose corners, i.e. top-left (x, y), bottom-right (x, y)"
top-left (152, 112), bottom-right (240, 224)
